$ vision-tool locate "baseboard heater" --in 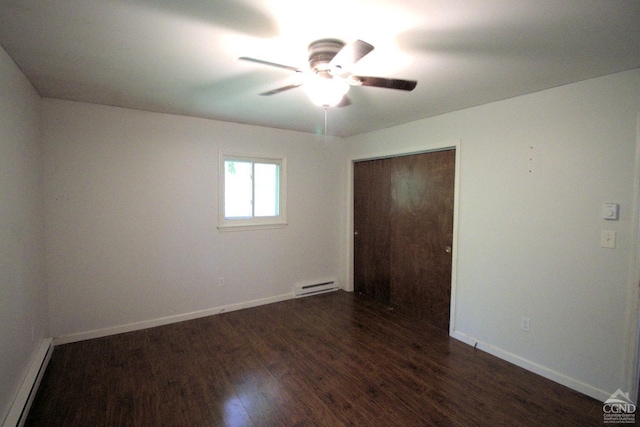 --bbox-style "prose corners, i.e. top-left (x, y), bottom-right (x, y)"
top-left (294, 279), bottom-right (339, 298)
